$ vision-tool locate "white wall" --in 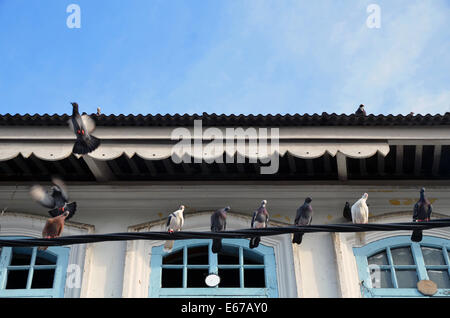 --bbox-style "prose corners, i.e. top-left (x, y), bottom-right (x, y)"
top-left (1, 183), bottom-right (449, 297)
